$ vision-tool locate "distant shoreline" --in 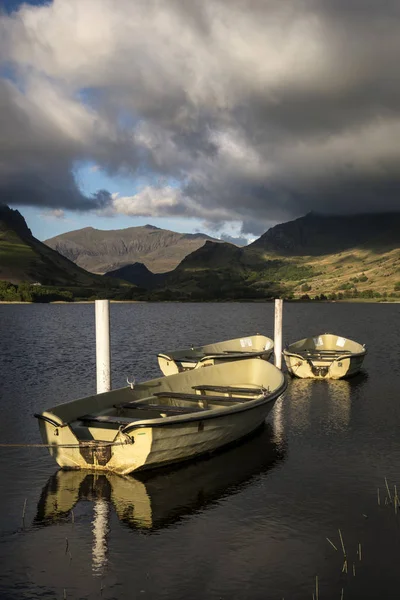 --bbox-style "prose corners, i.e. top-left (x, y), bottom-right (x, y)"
top-left (0, 300), bottom-right (146, 304)
top-left (0, 299), bottom-right (399, 305)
